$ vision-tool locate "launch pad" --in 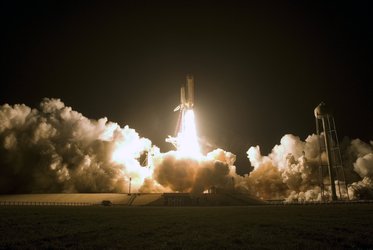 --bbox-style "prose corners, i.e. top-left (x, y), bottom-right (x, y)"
top-left (0, 192), bottom-right (264, 206)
